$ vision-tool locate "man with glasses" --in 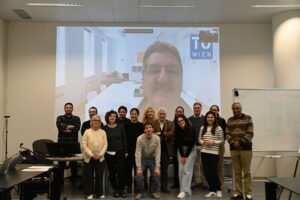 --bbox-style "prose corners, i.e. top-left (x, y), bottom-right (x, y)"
top-left (138, 41), bottom-right (193, 117)
top-left (153, 107), bottom-right (174, 193)
top-left (188, 102), bottom-right (206, 189)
